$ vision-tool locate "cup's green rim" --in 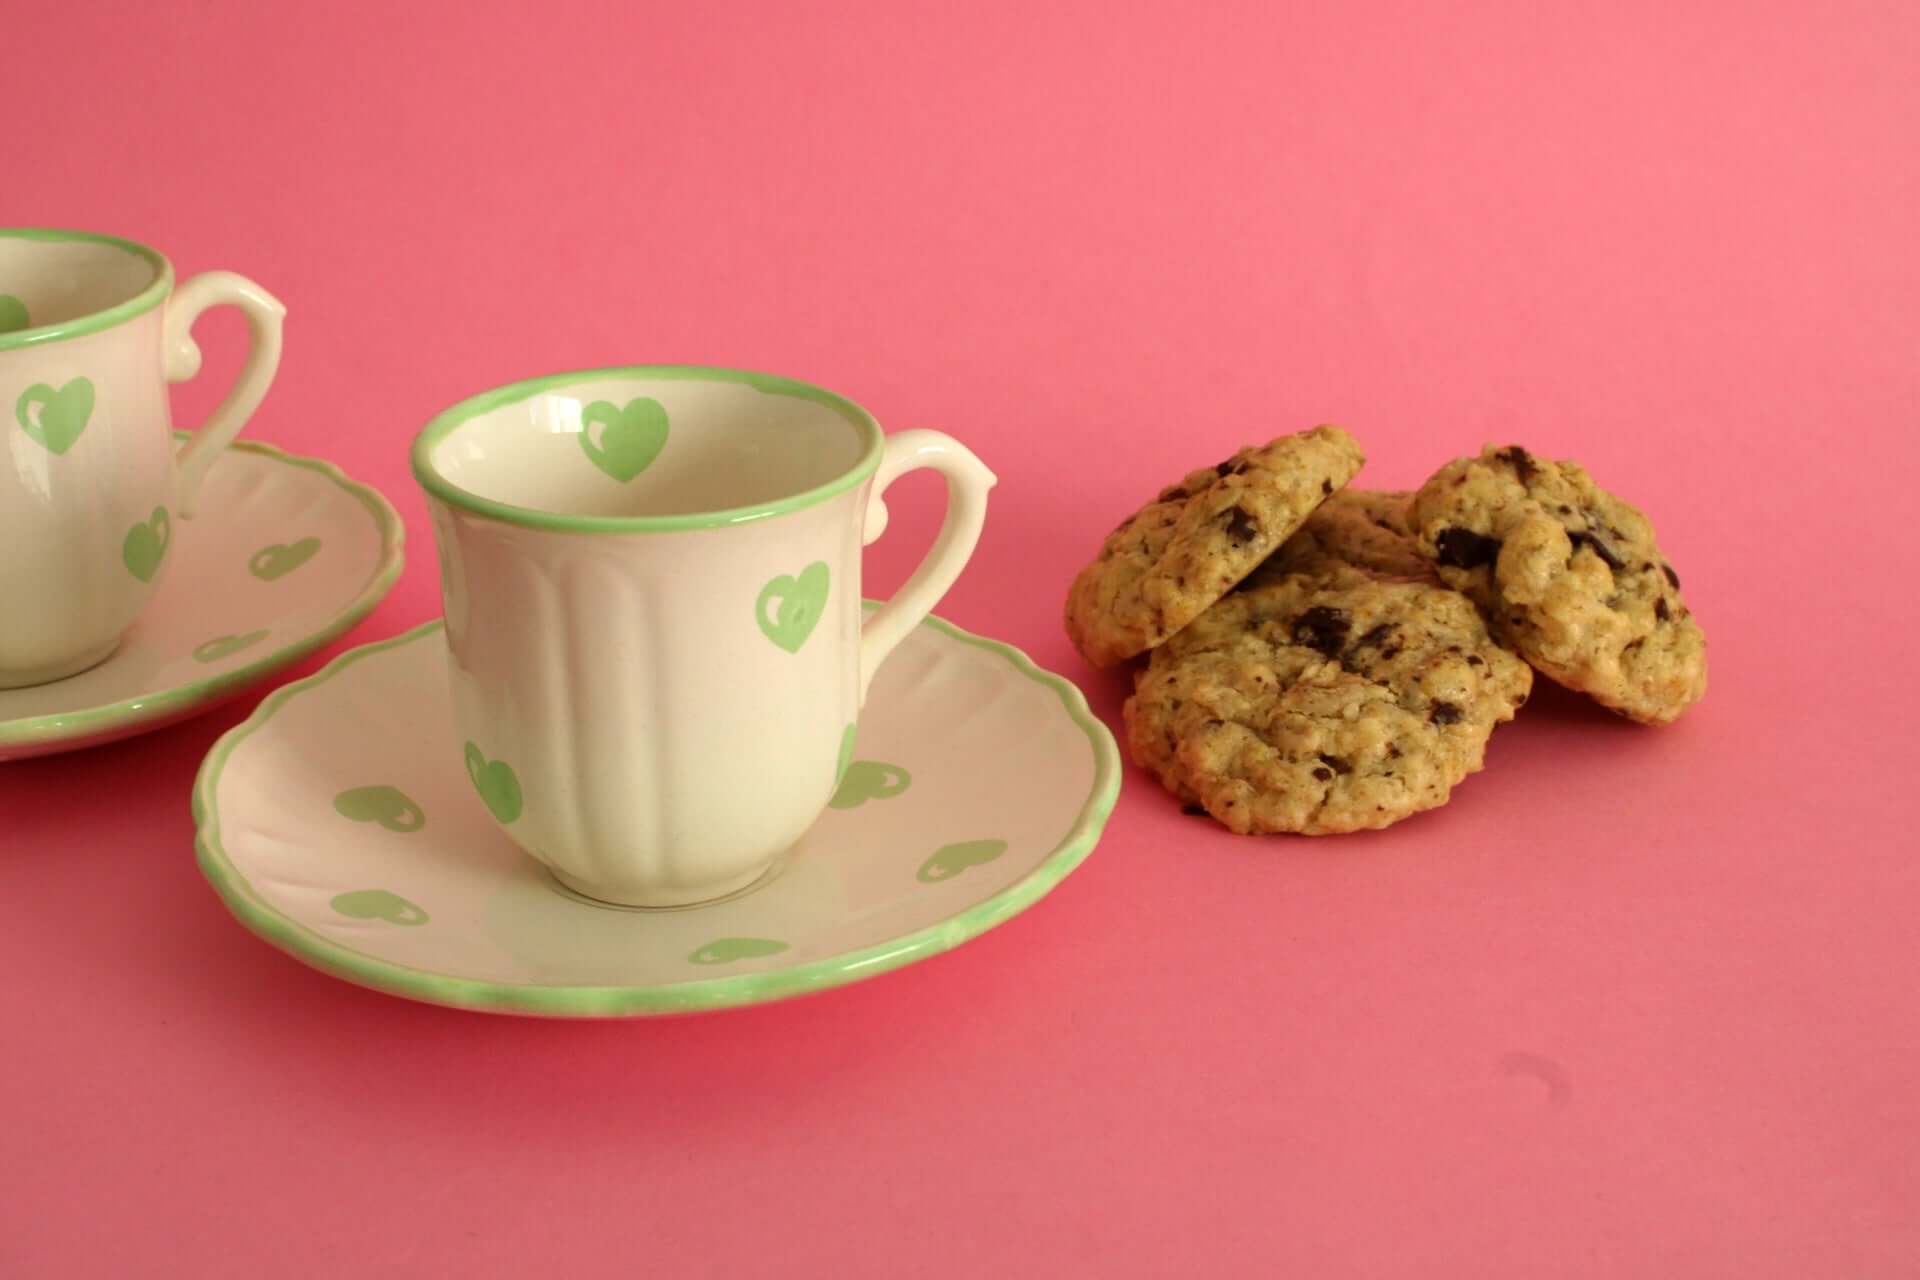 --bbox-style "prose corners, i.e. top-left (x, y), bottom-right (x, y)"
top-left (410, 365), bottom-right (888, 534)
top-left (0, 228), bottom-right (174, 352)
